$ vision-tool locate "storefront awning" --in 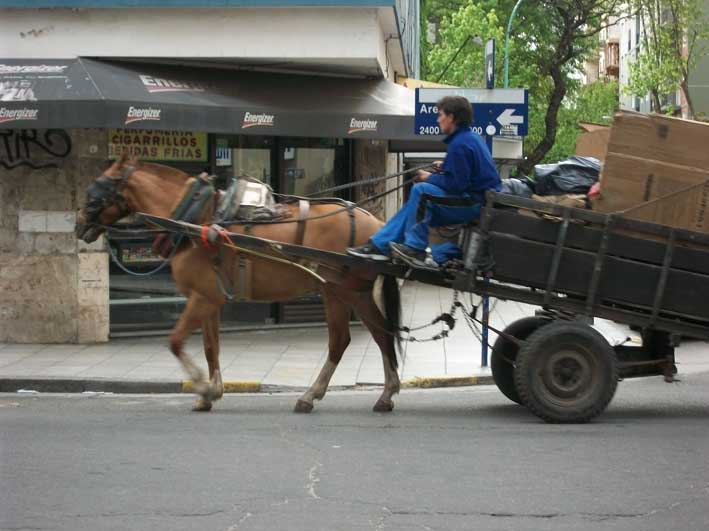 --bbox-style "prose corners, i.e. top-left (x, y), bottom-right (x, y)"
top-left (0, 58), bottom-right (436, 142)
